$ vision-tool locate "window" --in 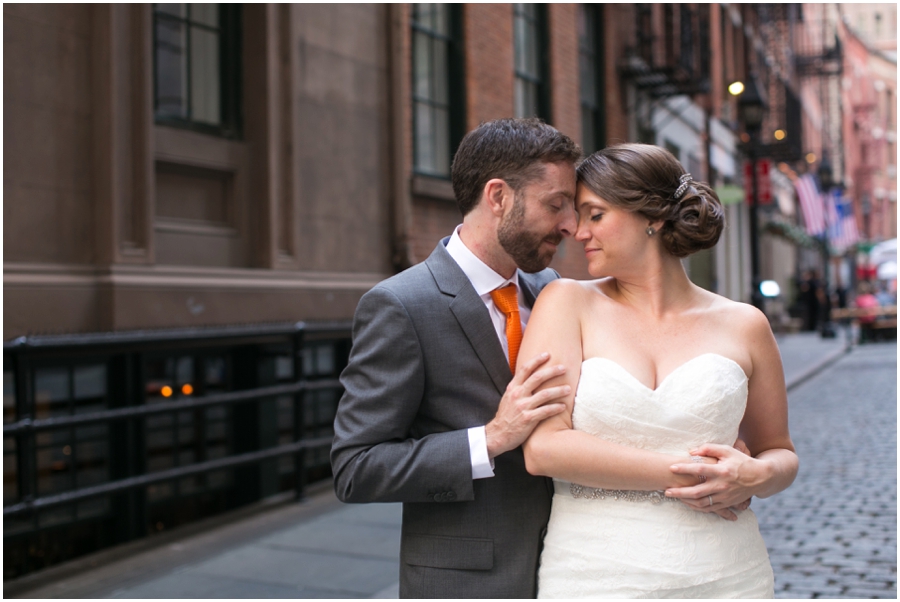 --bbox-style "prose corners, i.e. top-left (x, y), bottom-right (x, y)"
top-left (679, 5), bottom-right (694, 74)
top-left (636, 4), bottom-right (653, 65)
top-left (514, 3), bottom-right (549, 120)
top-left (153, 4), bottom-right (241, 137)
top-left (663, 5), bottom-right (676, 67)
top-left (4, 369), bottom-right (17, 509)
top-left (32, 363), bottom-right (112, 528)
top-left (411, 4), bottom-right (465, 178)
top-left (698, 4), bottom-right (710, 83)
top-left (887, 89), bottom-right (894, 130)
top-left (578, 4), bottom-right (605, 153)
top-left (664, 140), bottom-right (681, 163)
top-left (144, 353), bottom-right (233, 506)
